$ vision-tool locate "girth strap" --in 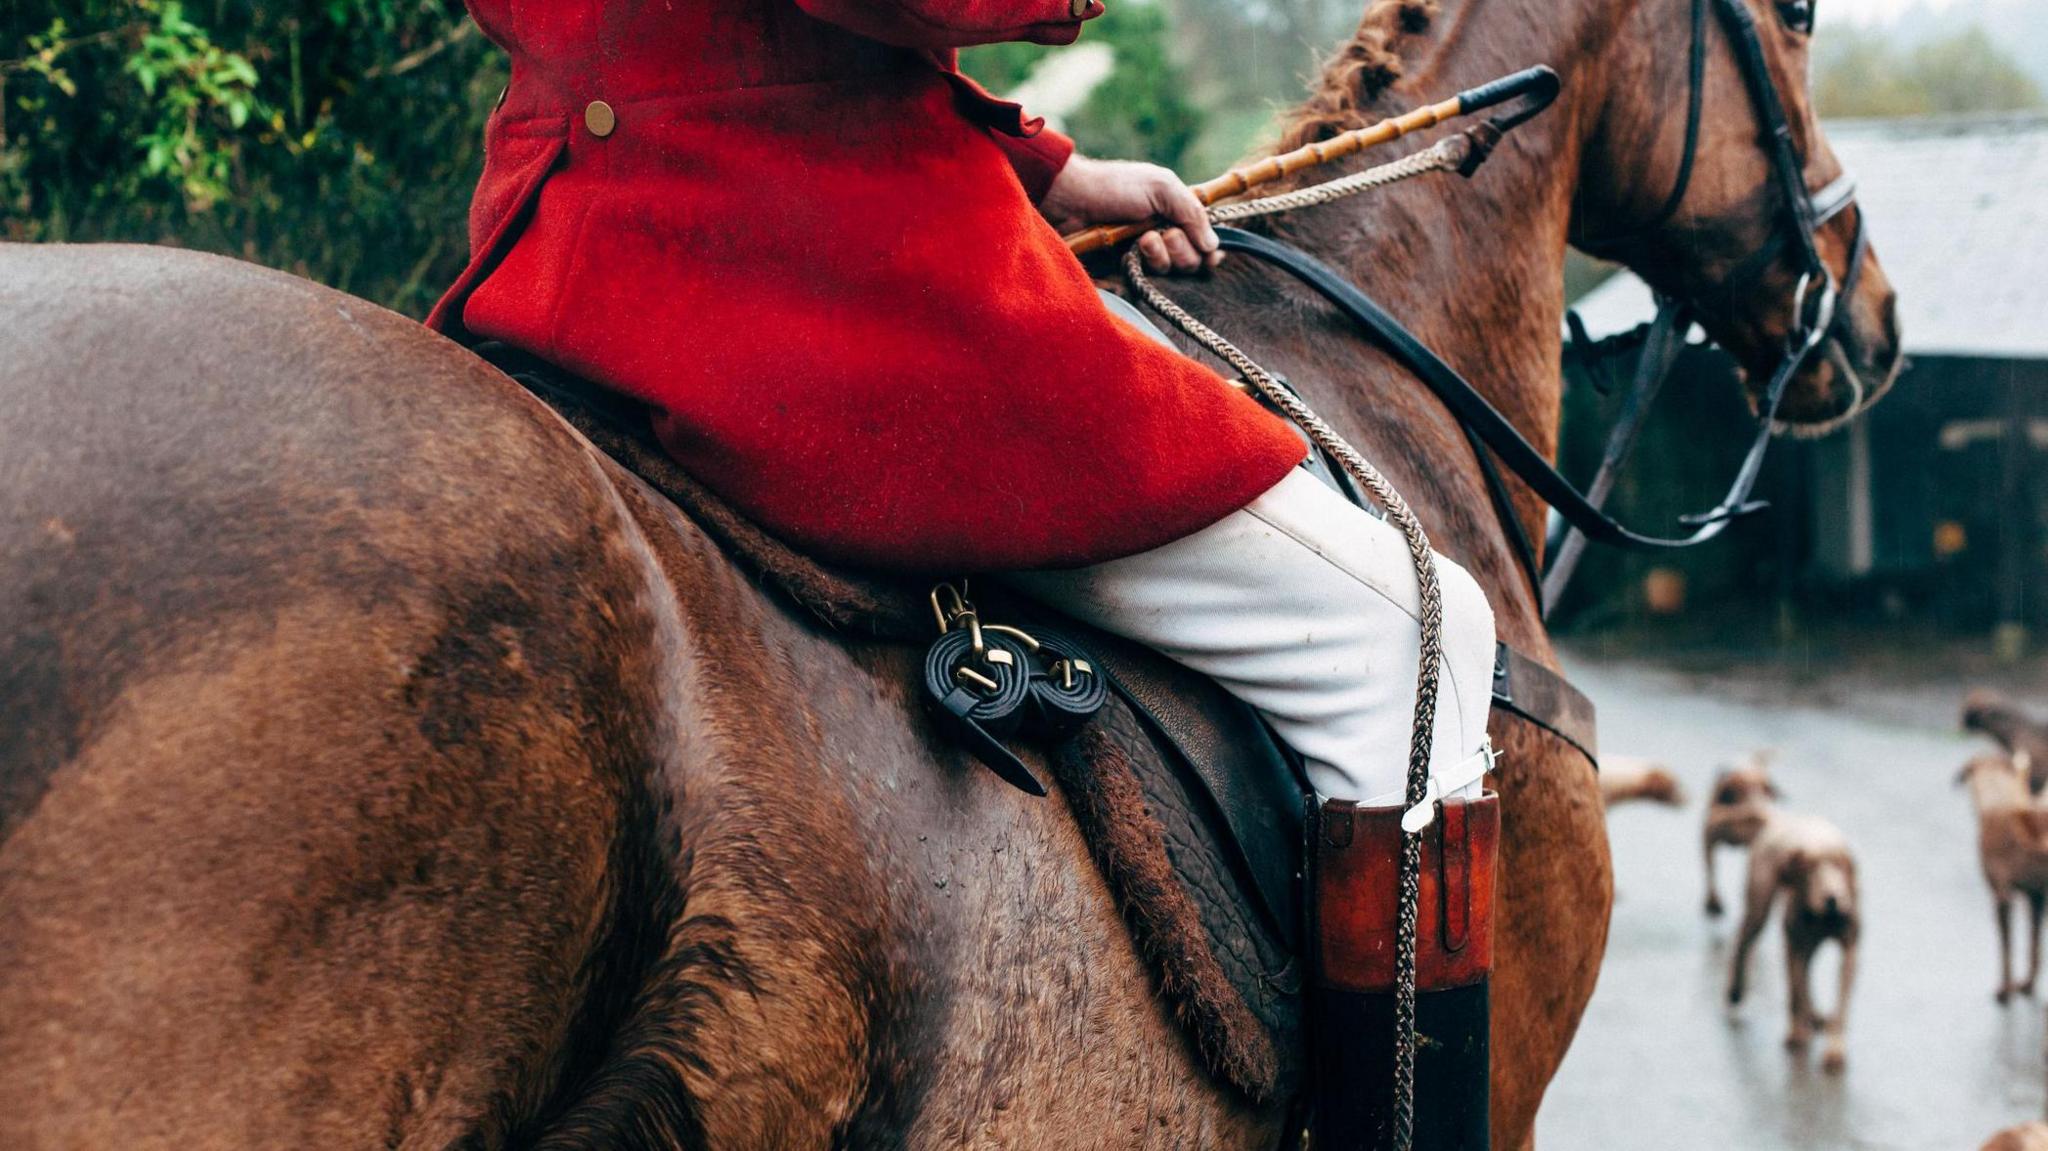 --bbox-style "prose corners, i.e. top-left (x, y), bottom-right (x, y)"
top-left (1490, 643), bottom-right (1598, 769)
